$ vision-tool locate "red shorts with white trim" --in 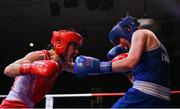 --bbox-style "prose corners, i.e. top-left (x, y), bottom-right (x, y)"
top-left (0, 99), bottom-right (28, 108)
